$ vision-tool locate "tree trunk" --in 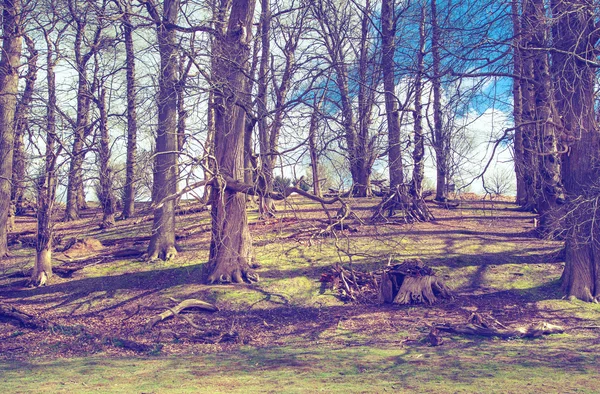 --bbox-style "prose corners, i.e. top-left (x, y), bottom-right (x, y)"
top-left (65, 17), bottom-right (90, 221)
top-left (257, 0), bottom-right (274, 217)
top-left (0, 0), bottom-right (23, 257)
top-left (512, 0), bottom-right (528, 206)
top-left (410, 4), bottom-right (426, 199)
top-left (244, 33), bottom-right (259, 187)
top-left (354, 0), bottom-right (376, 197)
top-left (550, 0), bottom-right (599, 301)
top-left (525, 0), bottom-right (565, 232)
top-left (121, 0), bottom-right (138, 219)
top-left (381, 0), bottom-right (403, 190)
top-left (518, 2), bottom-right (538, 210)
top-left (431, 0), bottom-right (448, 202)
top-left (208, 0), bottom-right (257, 284)
top-left (146, 0), bottom-right (180, 261)
top-left (97, 84), bottom-right (115, 229)
top-left (309, 98), bottom-right (322, 198)
top-left (12, 35), bottom-right (37, 217)
top-left (31, 27), bottom-right (60, 287)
